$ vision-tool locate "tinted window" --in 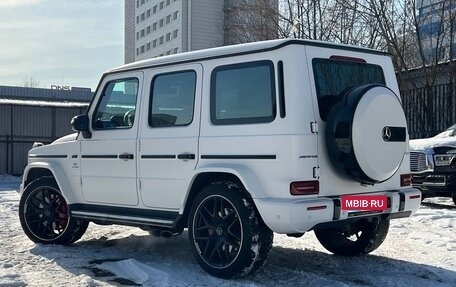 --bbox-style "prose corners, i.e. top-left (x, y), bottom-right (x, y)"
top-left (211, 61), bottom-right (276, 125)
top-left (93, 78), bottom-right (138, 130)
top-left (313, 58), bottom-right (385, 121)
top-left (149, 71), bottom-right (196, 127)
